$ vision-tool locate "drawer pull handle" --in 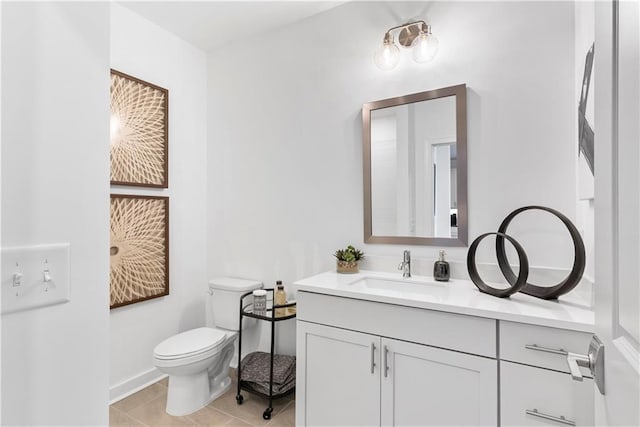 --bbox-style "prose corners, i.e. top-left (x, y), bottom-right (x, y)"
top-left (370, 343), bottom-right (376, 374)
top-left (526, 409), bottom-right (576, 426)
top-left (525, 343), bottom-right (568, 356)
